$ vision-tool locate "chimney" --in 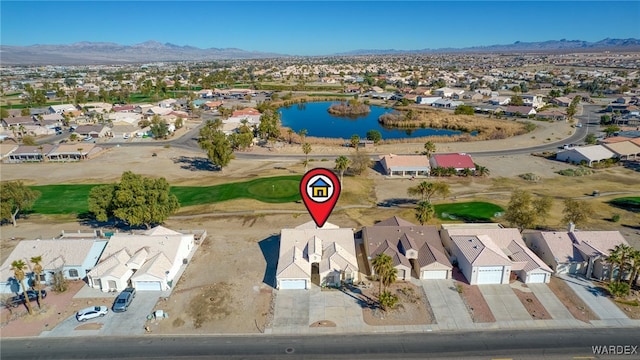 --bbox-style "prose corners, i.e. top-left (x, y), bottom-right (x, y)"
top-left (568, 222), bottom-right (575, 233)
